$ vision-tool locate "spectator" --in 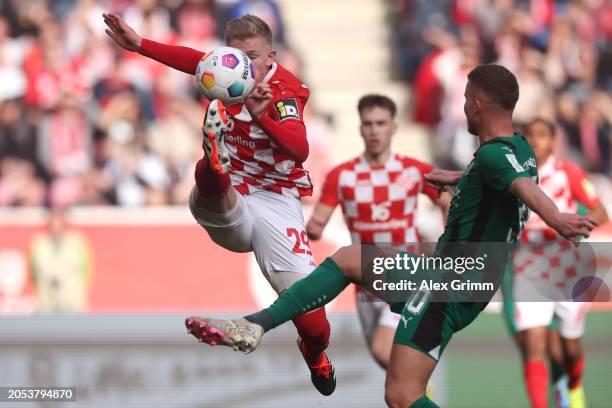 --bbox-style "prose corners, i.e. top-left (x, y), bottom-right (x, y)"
top-left (0, 98), bottom-right (46, 206)
top-left (228, 0), bottom-right (286, 45)
top-left (402, 0), bottom-right (611, 177)
top-left (29, 207), bottom-right (93, 313)
top-left (37, 92), bottom-right (93, 207)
